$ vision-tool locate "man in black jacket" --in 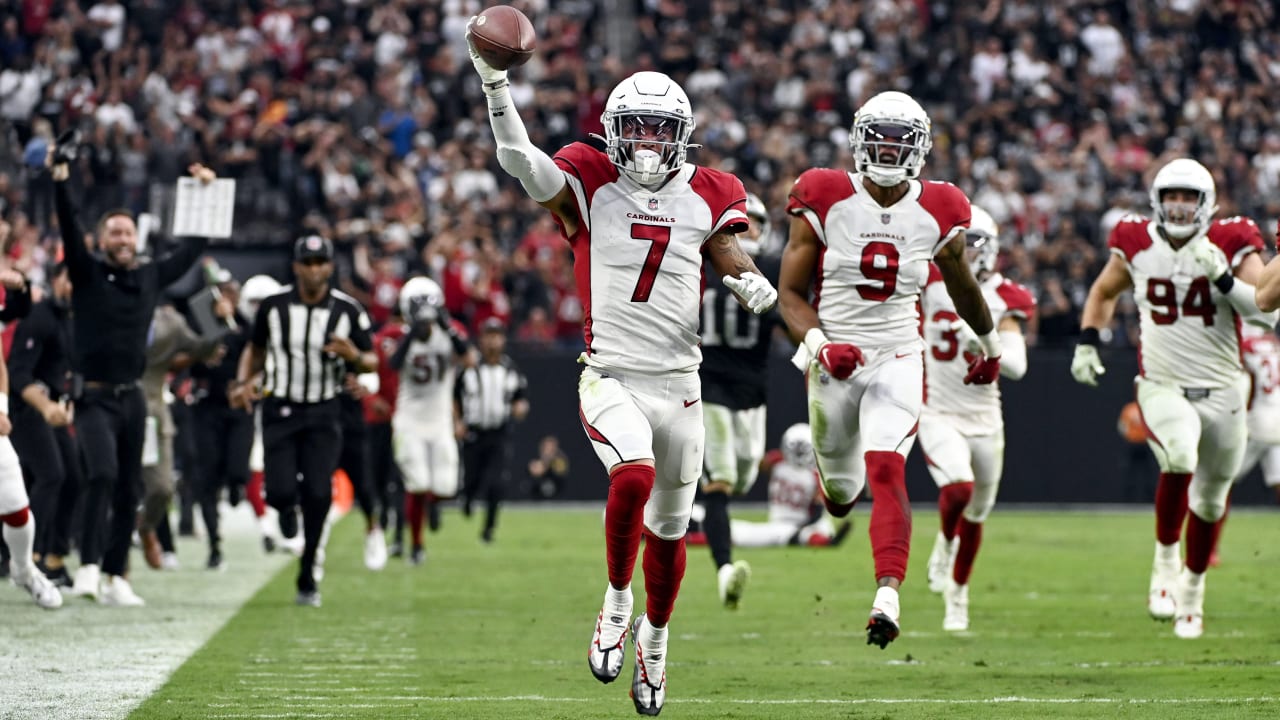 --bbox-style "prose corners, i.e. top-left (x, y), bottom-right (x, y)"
top-left (50, 142), bottom-right (211, 606)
